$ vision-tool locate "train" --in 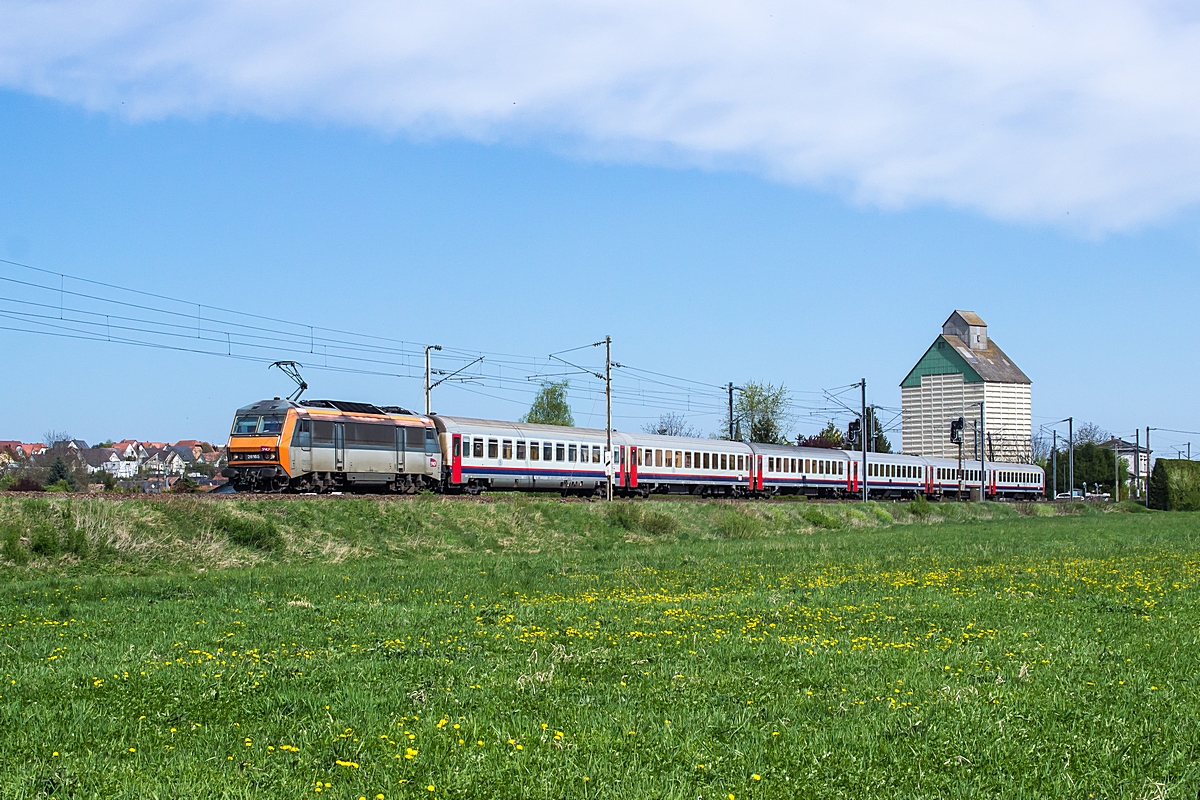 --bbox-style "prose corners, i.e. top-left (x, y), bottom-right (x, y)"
top-left (222, 397), bottom-right (1044, 500)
